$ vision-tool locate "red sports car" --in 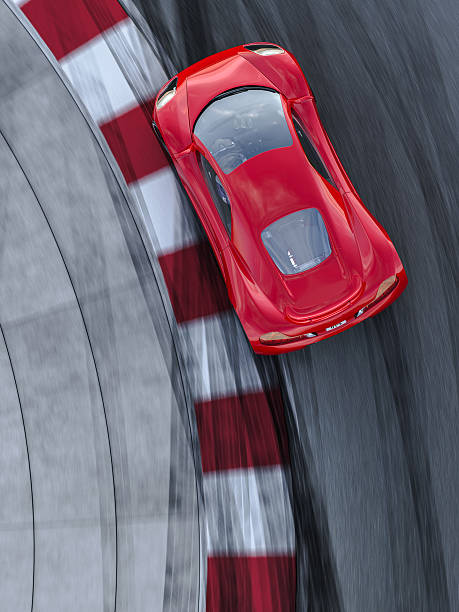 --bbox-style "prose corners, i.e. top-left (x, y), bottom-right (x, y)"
top-left (152, 43), bottom-right (407, 354)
